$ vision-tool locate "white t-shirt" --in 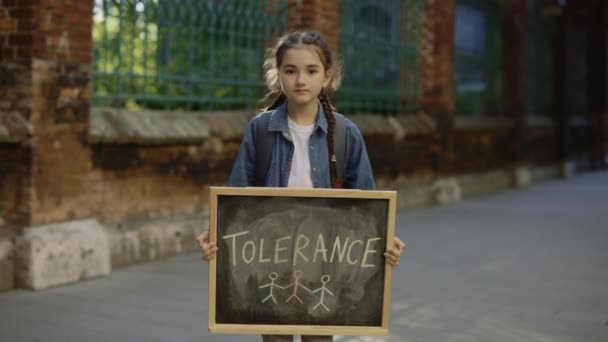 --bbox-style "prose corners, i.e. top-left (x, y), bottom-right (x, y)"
top-left (287, 116), bottom-right (315, 188)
